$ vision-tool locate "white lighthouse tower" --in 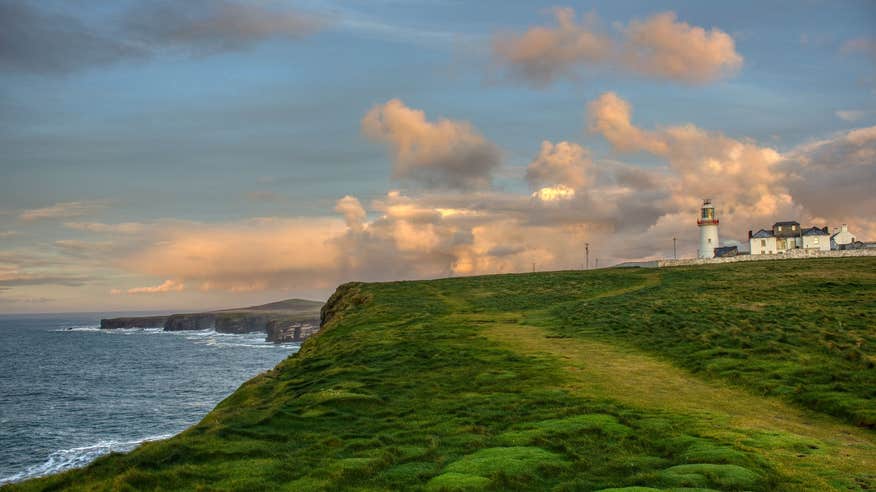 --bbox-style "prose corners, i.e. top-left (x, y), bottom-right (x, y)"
top-left (697, 199), bottom-right (719, 259)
